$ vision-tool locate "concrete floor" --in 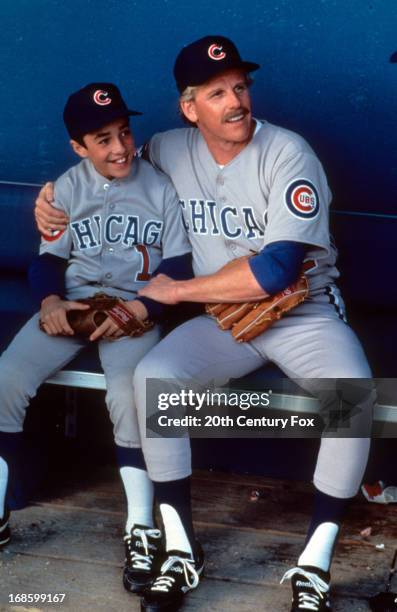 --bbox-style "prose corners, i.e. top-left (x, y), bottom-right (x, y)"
top-left (0, 468), bottom-right (396, 611)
